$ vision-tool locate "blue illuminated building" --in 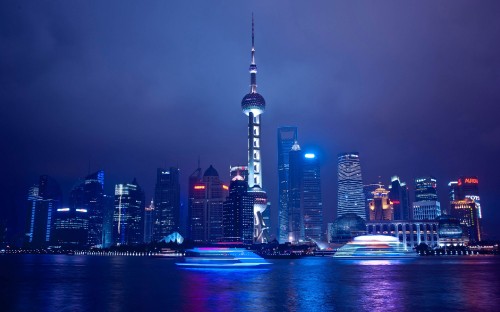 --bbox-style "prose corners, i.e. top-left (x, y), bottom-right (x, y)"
top-left (153, 167), bottom-right (180, 241)
top-left (277, 126), bottom-right (298, 243)
top-left (24, 175), bottom-right (61, 248)
top-left (288, 142), bottom-right (323, 242)
top-left (337, 153), bottom-right (366, 220)
top-left (113, 179), bottom-right (145, 245)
